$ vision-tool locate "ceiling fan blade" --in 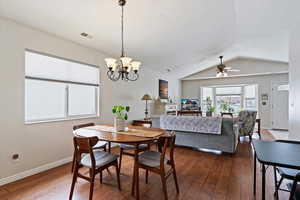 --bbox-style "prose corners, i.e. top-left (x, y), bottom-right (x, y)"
top-left (224, 67), bottom-right (232, 70)
top-left (227, 69), bottom-right (240, 72)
